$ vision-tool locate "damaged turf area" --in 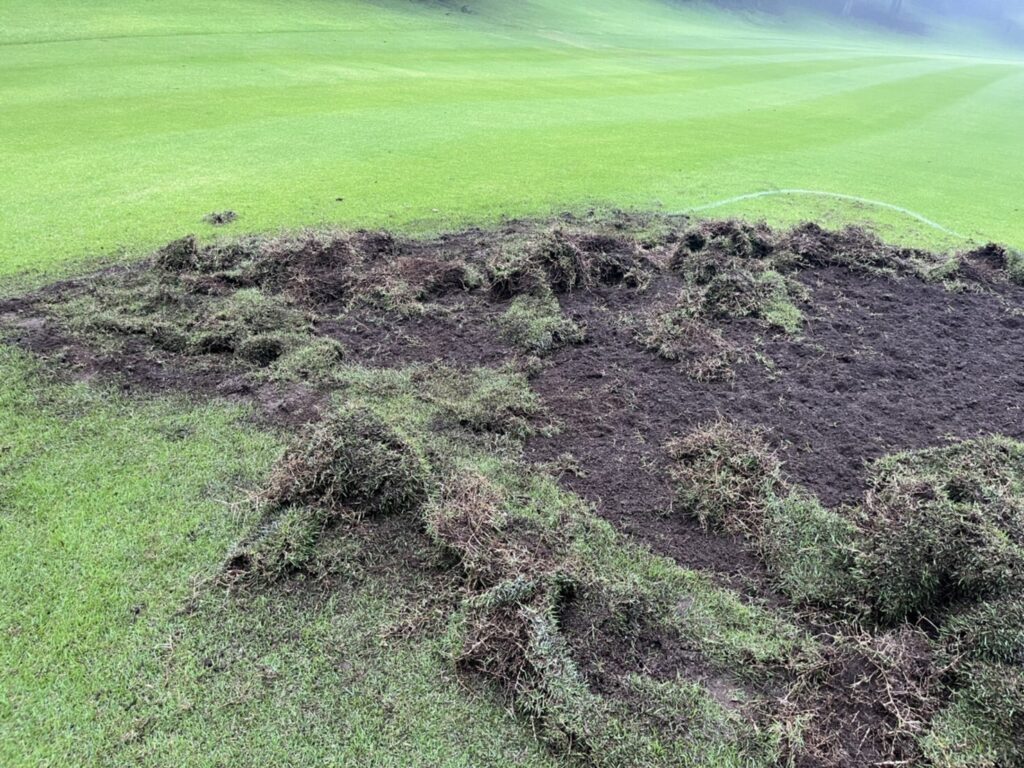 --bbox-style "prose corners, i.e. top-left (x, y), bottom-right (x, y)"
top-left (2, 215), bottom-right (1024, 766)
